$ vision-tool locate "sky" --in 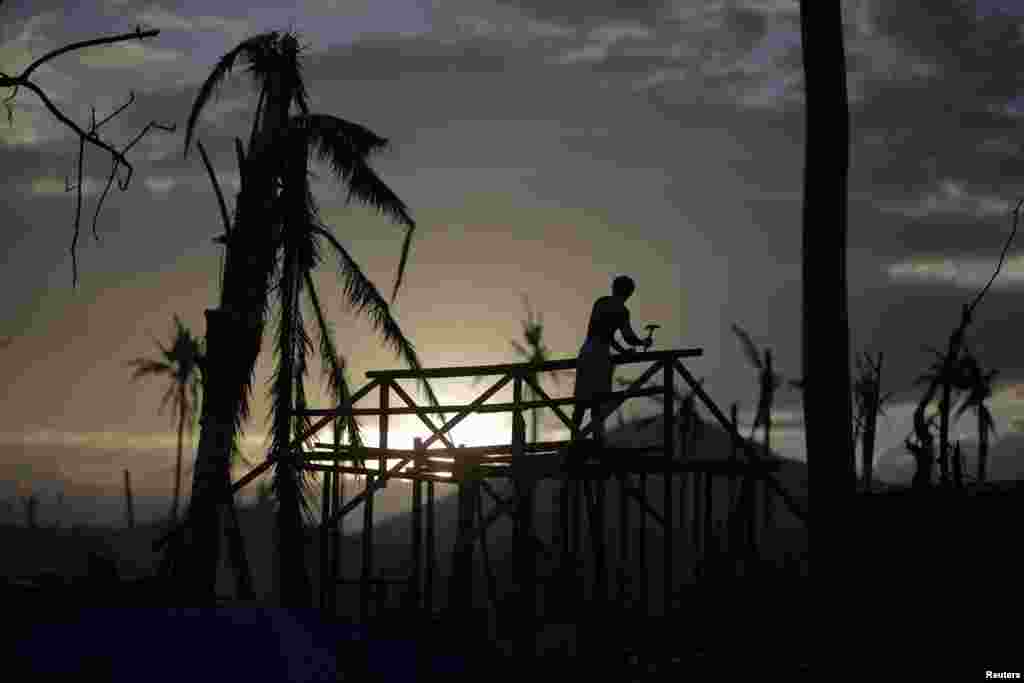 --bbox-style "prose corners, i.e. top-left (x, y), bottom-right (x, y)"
top-left (2, 0), bottom-right (1024, 526)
